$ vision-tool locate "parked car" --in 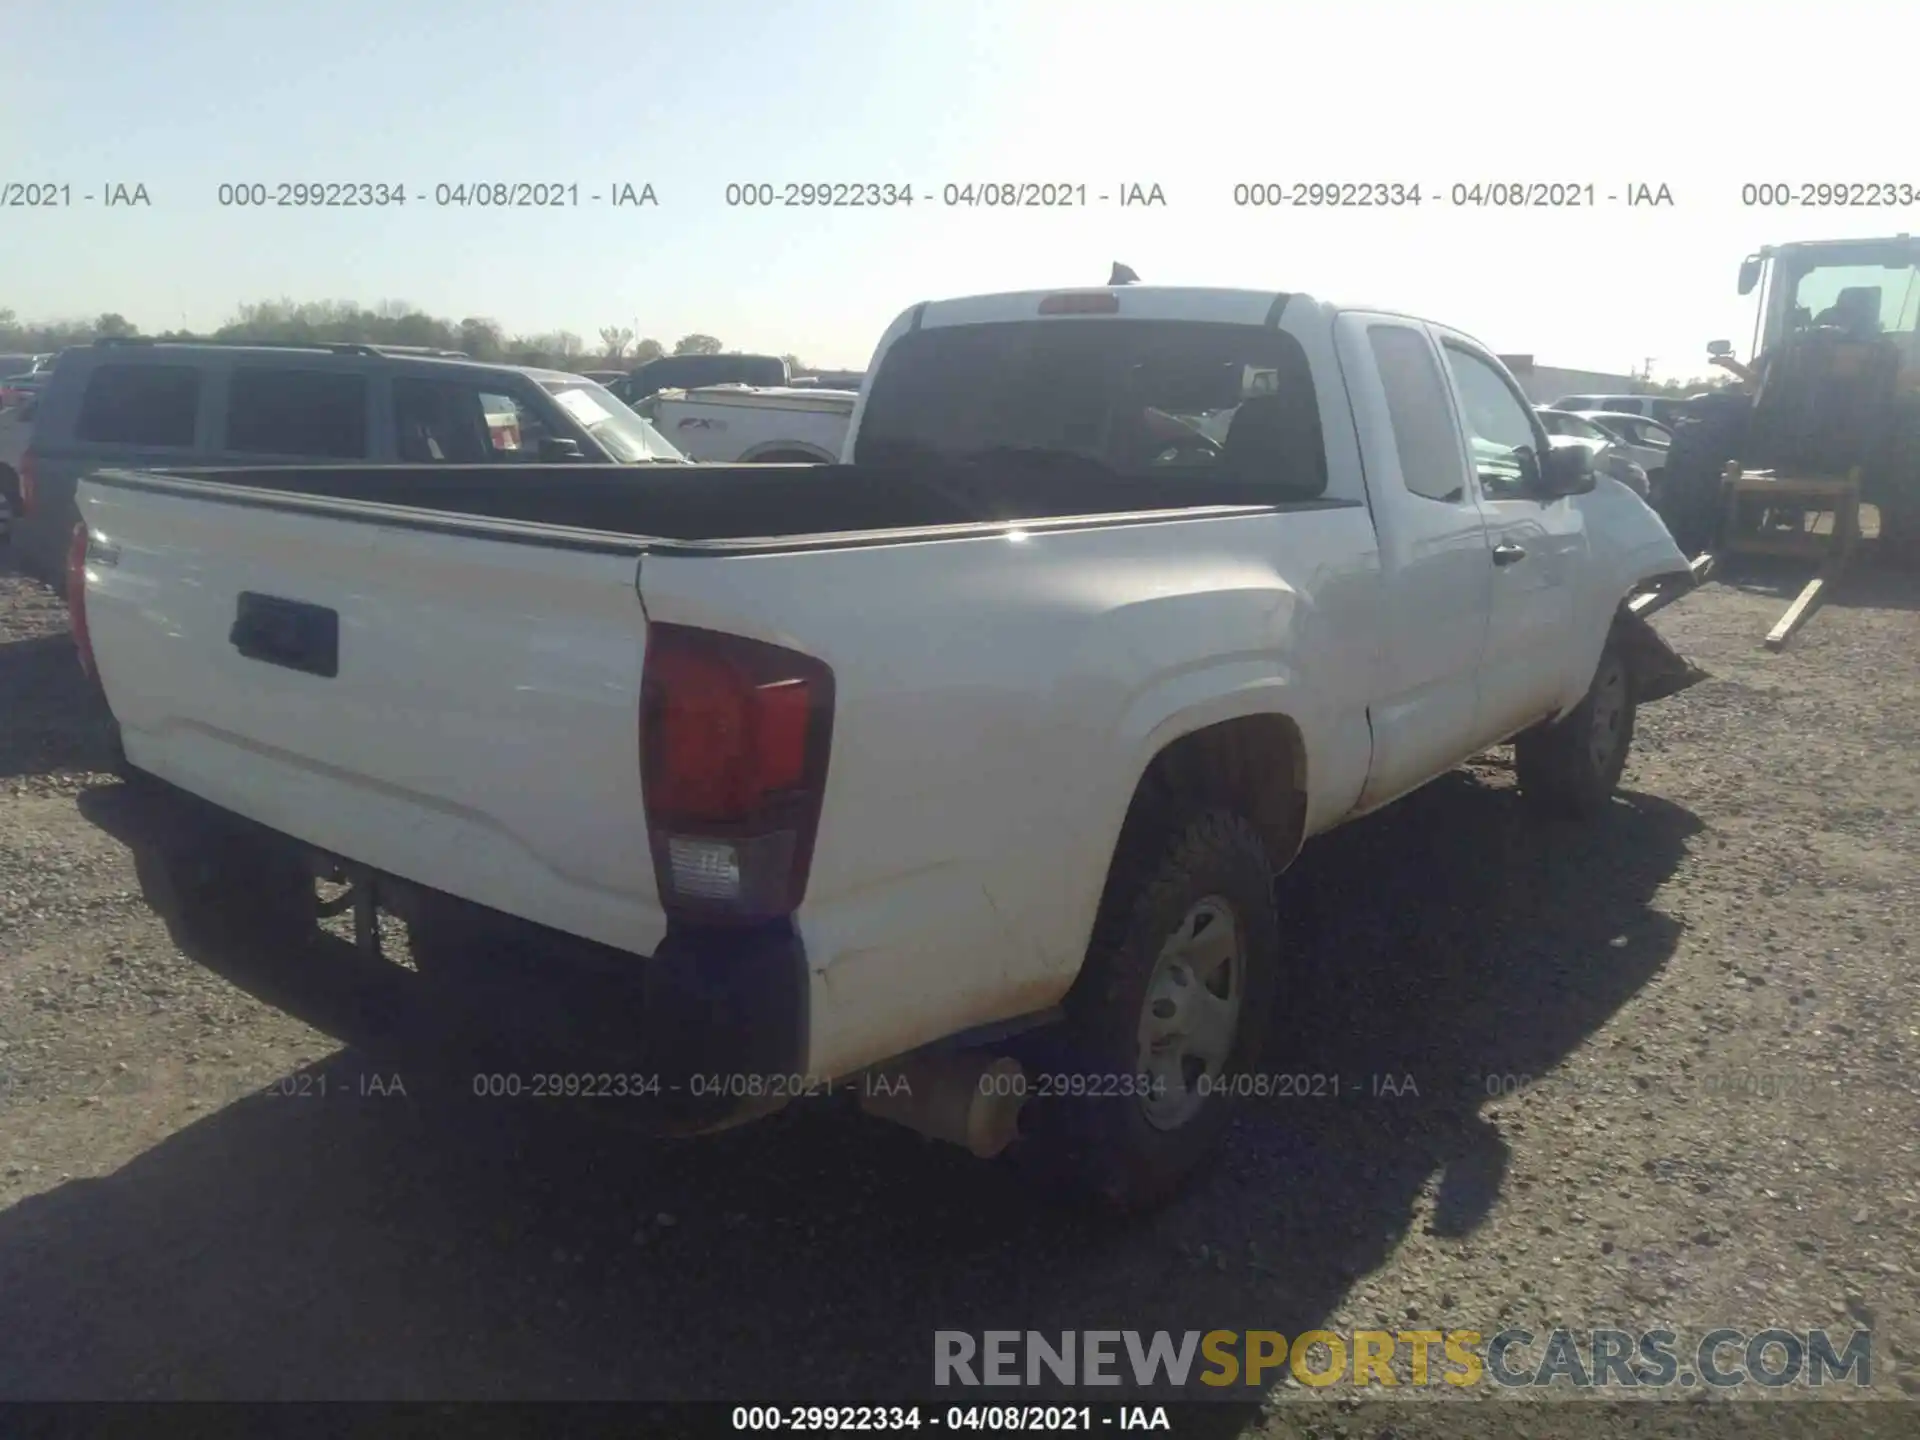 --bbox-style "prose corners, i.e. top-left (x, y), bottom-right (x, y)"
top-left (0, 372), bottom-right (48, 409)
top-left (791, 369), bottom-right (866, 391)
top-left (71, 283), bottom-right (1702, 1209)
top-left (623, 352), bottom-right (790, 403)
top-left (10, 338), bottom-right (685, 580)
top-left (1549, 392), bottom-right (1691, 427)
top-left (1572, 411), bottom-right (1672, 494)
top-left (643, 383), bottom-right (859, 463)
top-left (0, 389), bottom-right (36, 540)
top-left (1535, 408), bottom-right (1651, 499)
